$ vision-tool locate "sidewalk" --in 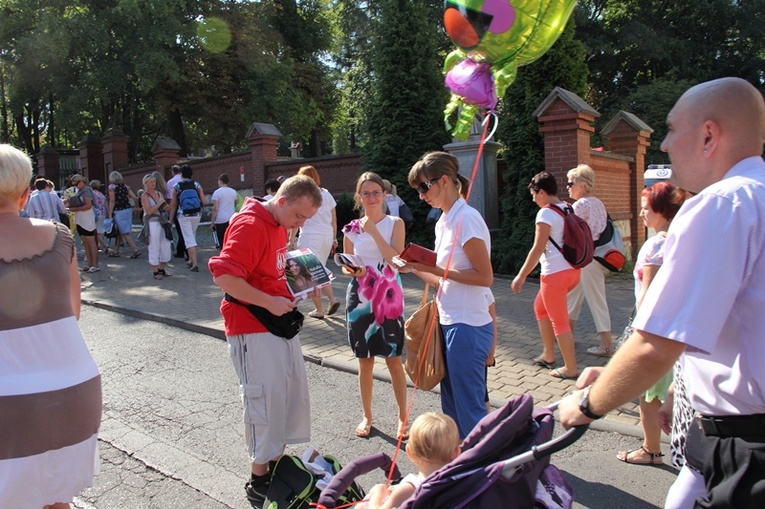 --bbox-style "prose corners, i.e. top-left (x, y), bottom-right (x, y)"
top-left (80, 241), bottom-right (642, 430)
